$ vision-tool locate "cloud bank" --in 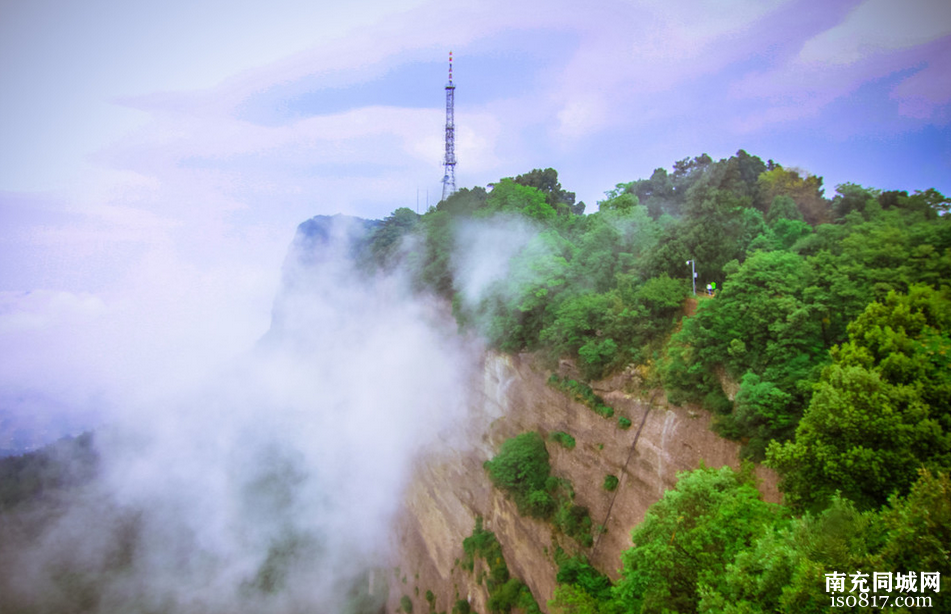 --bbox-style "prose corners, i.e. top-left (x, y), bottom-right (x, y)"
top-left (0, 216), bottom-right (480, 613)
